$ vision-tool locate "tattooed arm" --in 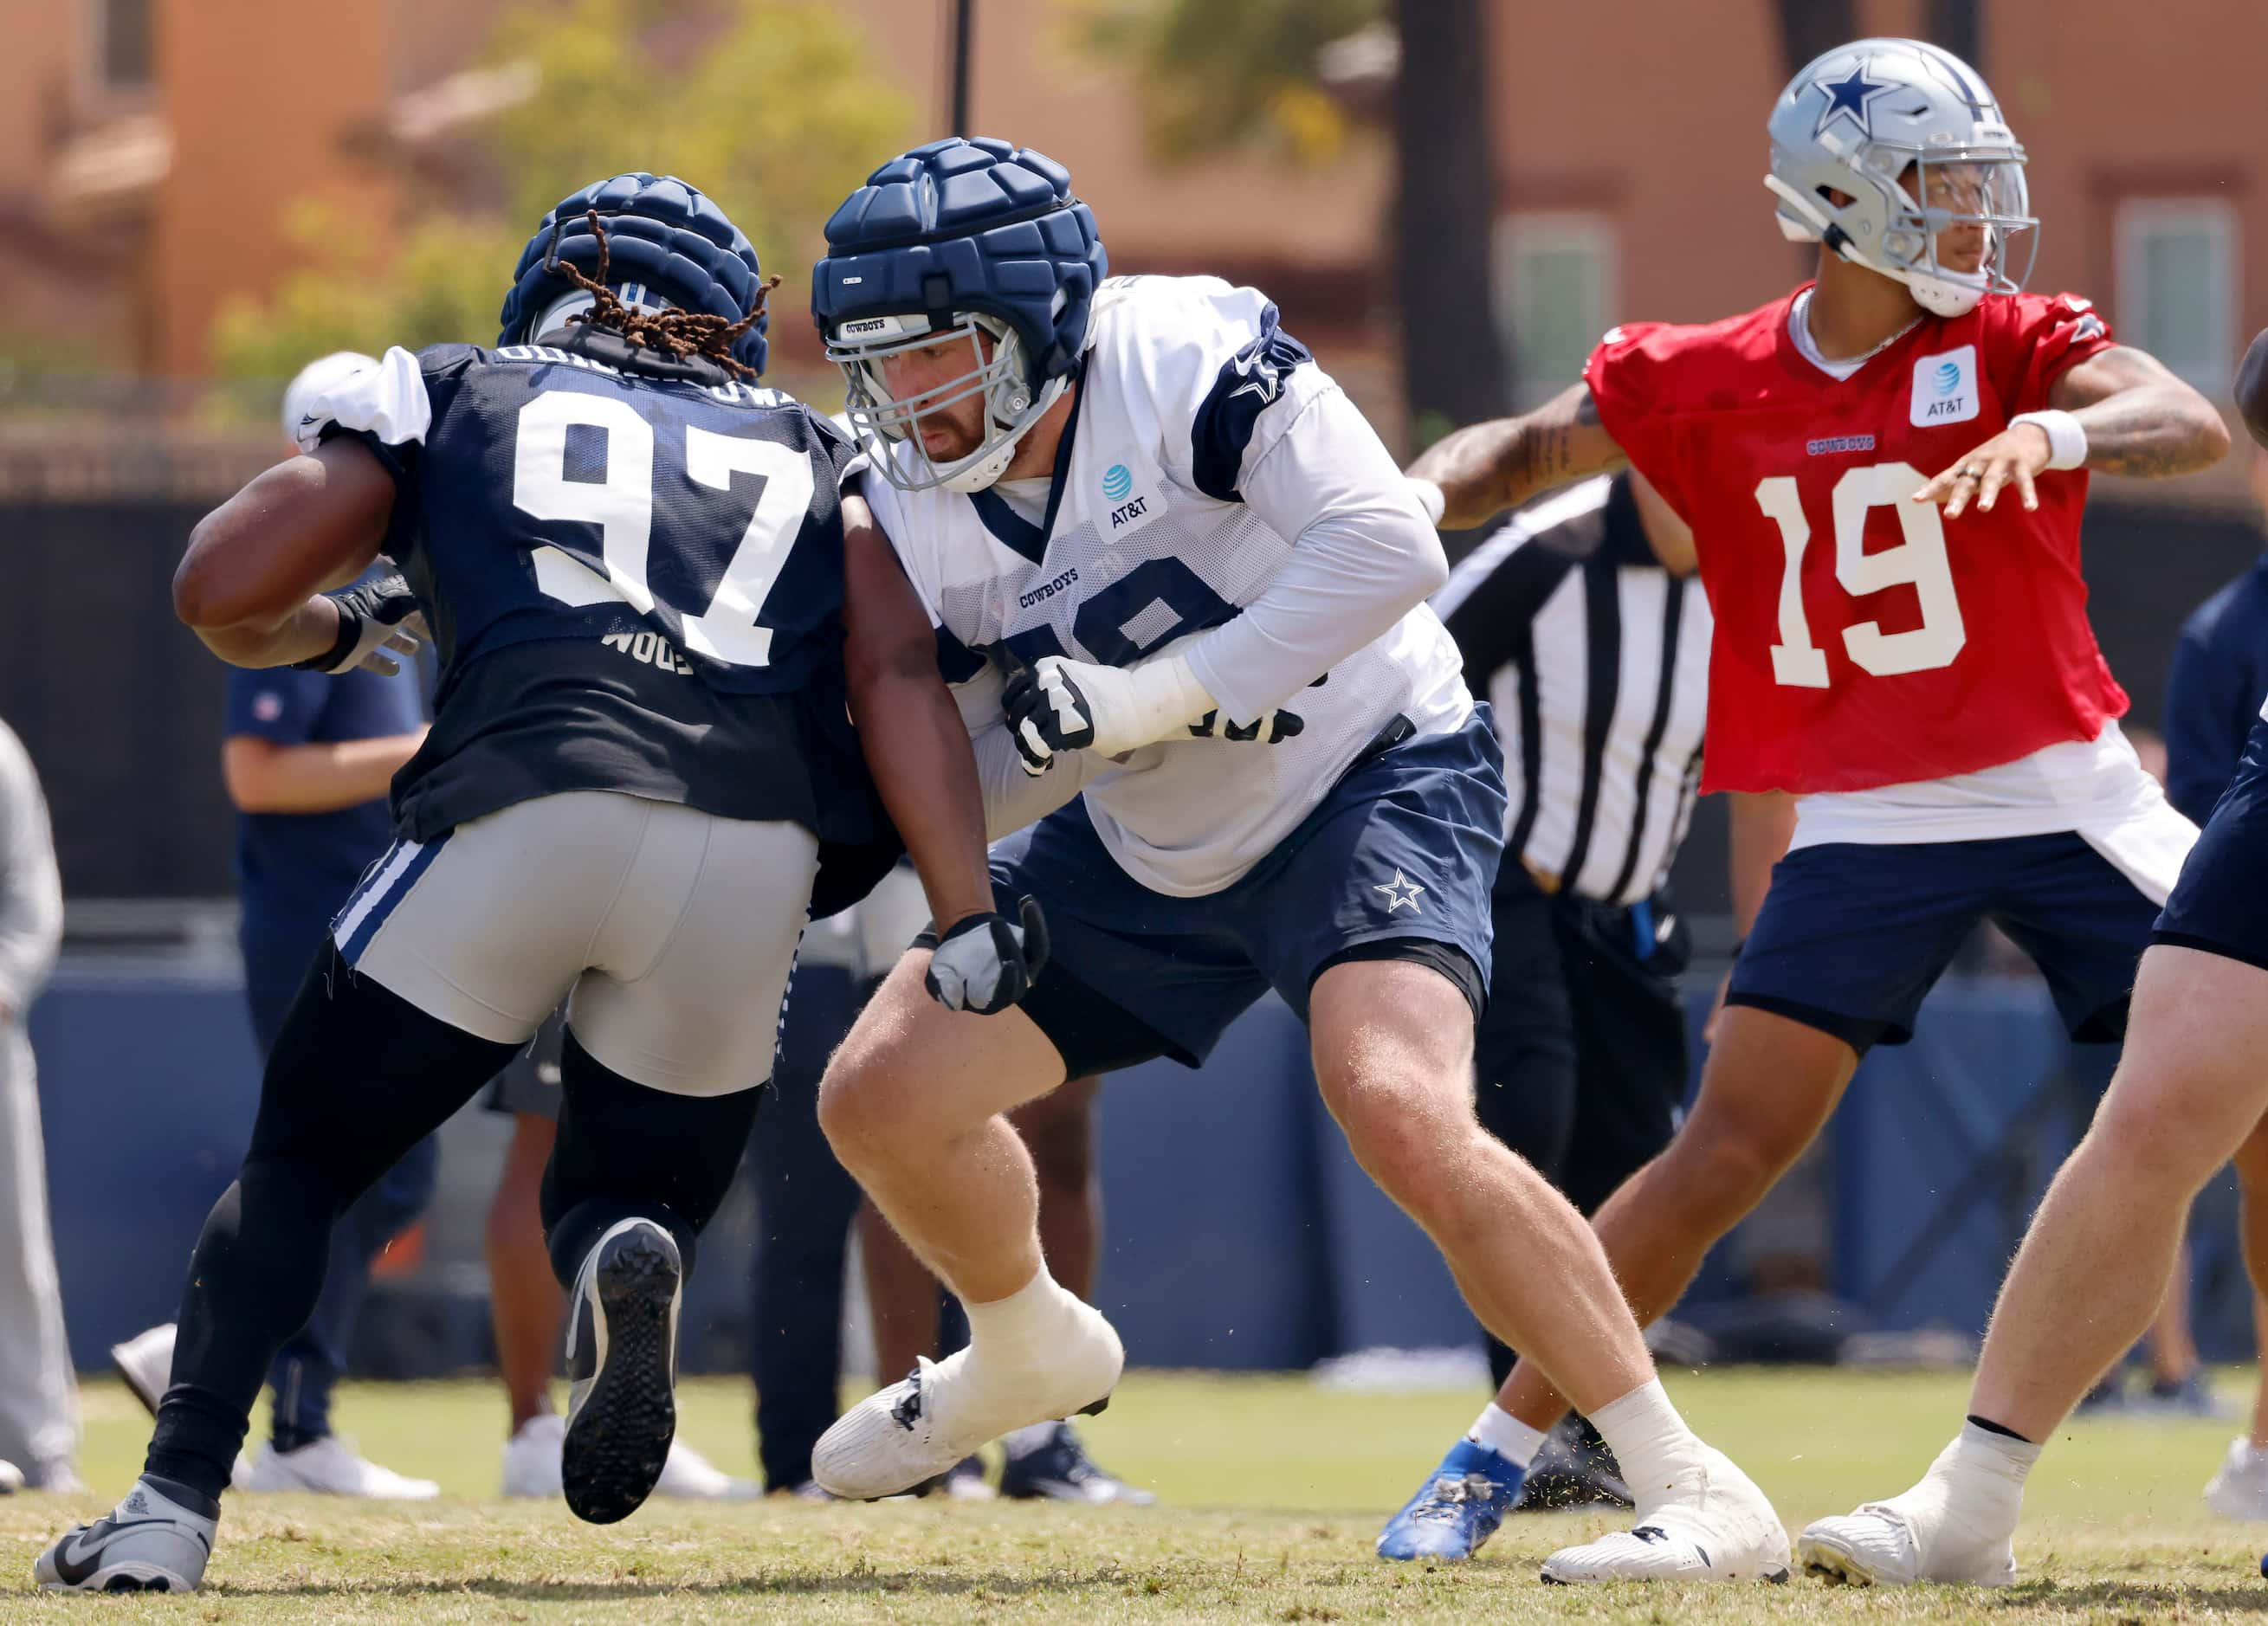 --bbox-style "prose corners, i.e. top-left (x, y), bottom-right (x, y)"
top-left (1405, 382), bottom-right (1629, 531)
top-left (1920, 345), bottom-right (2230, 515)
top-left (2048, 345), bottom-right (2230, 477)
top-left (2236, 328), bottom-right (2268, 450)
